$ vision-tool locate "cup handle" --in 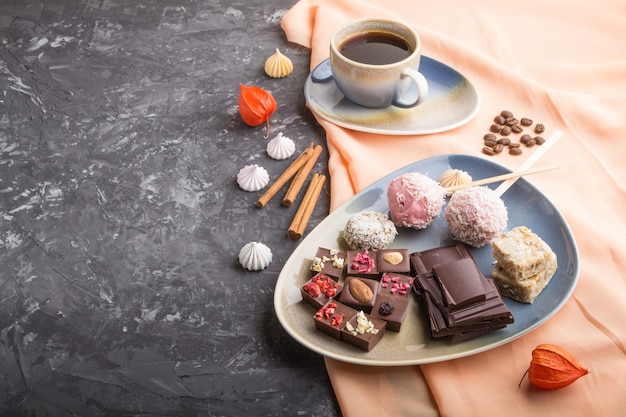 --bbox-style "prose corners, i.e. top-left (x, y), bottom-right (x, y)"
top-left (392, 68), bottom-right (428, 108)
top-left (311, 60), bottom-right (334, 83)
